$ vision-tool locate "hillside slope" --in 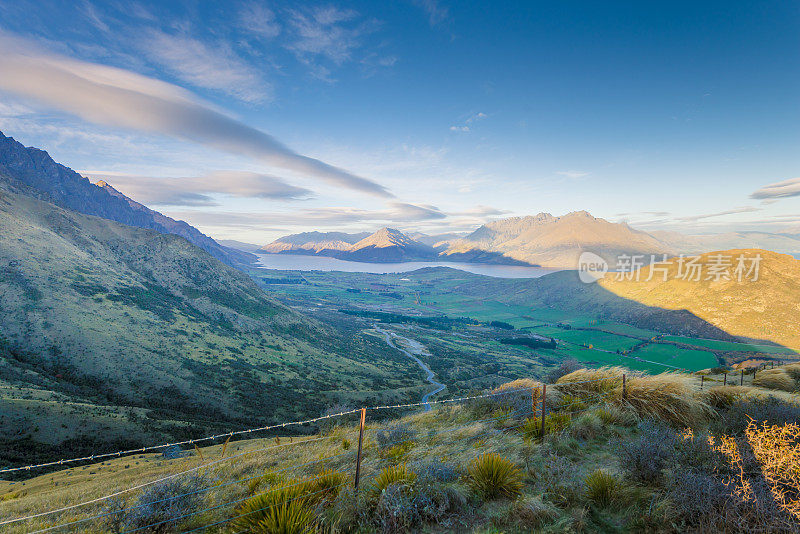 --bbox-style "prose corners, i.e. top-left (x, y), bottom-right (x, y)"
top-left (0, 131), bottom-right (253, 267)
top-left (0, 187), bottom-right (420, 462)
